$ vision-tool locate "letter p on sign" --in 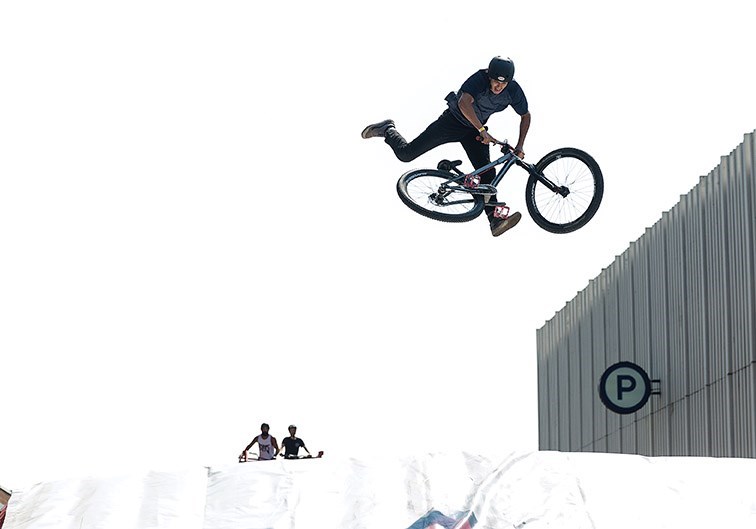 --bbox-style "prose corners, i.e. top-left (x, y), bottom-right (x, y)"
top-left (599, 362), bottom-right (652, 414)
